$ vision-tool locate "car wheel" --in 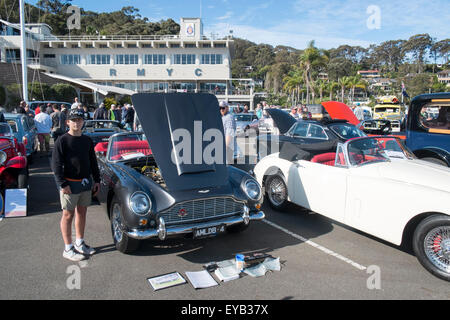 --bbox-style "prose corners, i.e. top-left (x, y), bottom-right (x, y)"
top-left (421, 157), bottom-right (448, 167)
top-left (265, 174), bottom-right (289, 211)
top-left (413, 215), bottom-right (450, 281)
top-left (110, 197), bottom-right (140, 254)
top-left (17, 167), bottom-right (28, 189)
